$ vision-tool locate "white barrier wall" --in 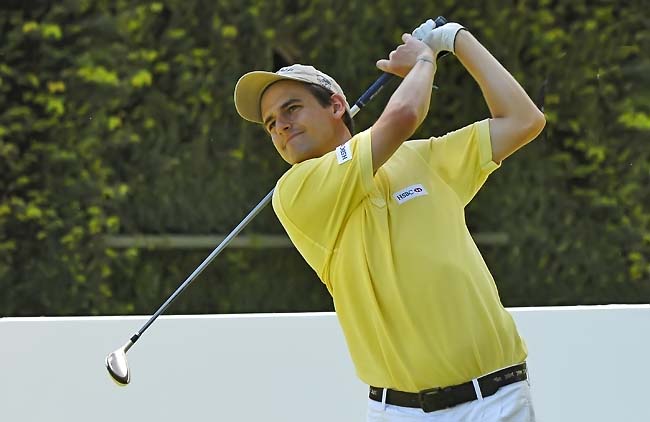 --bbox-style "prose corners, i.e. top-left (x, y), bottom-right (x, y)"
top-left (1, 305), bottom-right (649, 422)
